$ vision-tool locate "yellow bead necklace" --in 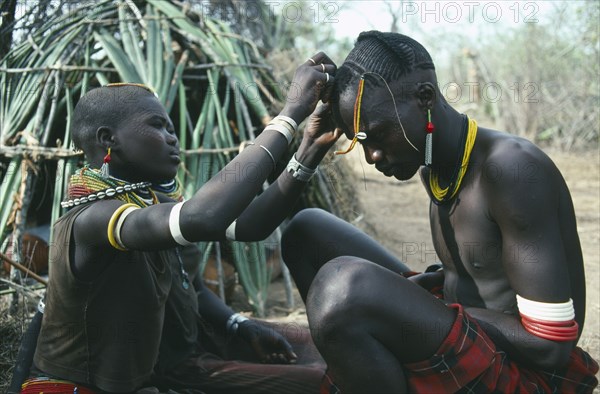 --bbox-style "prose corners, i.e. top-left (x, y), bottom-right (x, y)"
top-left (429, 117), bottom-right (478, 203)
